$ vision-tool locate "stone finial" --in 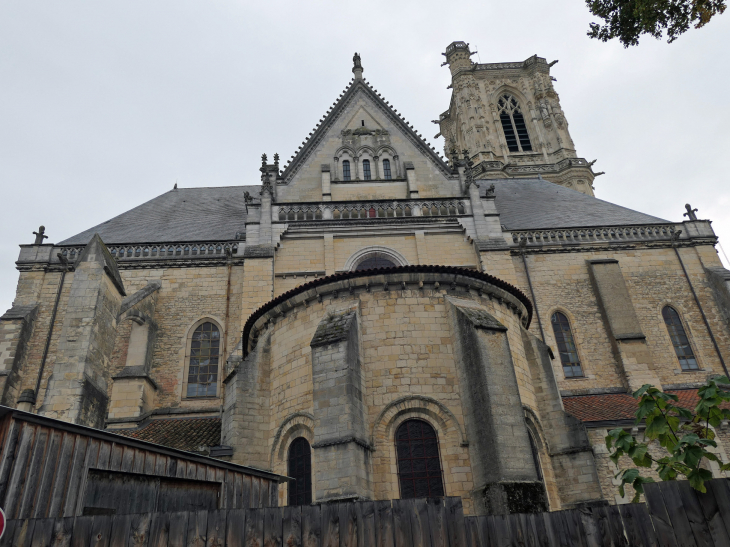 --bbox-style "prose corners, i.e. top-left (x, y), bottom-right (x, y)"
top-left (273, 153), bottom-right (280, 171)
top-left (684, 203), bottom-right (699, 221)
top-left (32, 225), bottom-right (48, 245)
top-left (261, 153), bottom-right (267, 168)
top-left (352, 52), bottom-right (363, 79)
